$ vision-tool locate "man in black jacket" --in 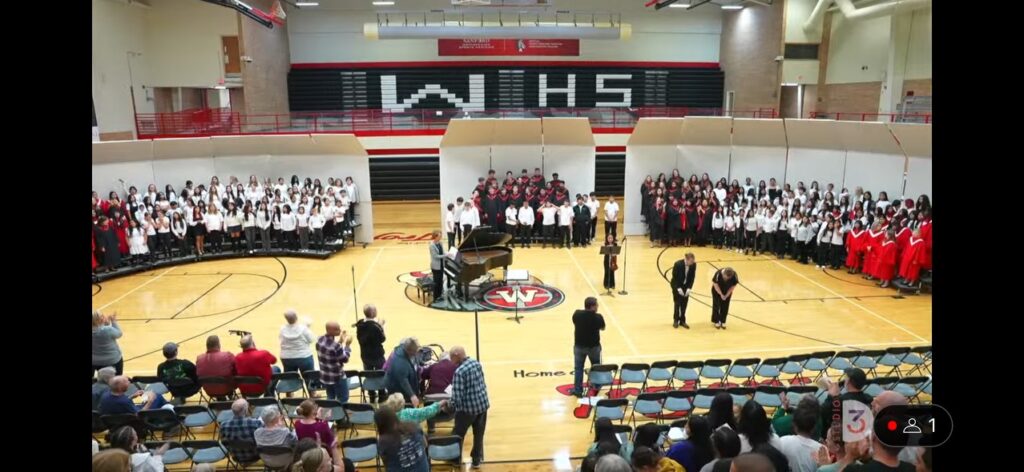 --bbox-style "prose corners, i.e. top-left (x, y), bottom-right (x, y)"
top-left (355, 304), bottom-right (387, 403)
top-left (670, 253), bottom-right (696, 329)
top-left (572, 195), bottom-right (591, 247)
top-left (571, 297), bottom-right (606, 397)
